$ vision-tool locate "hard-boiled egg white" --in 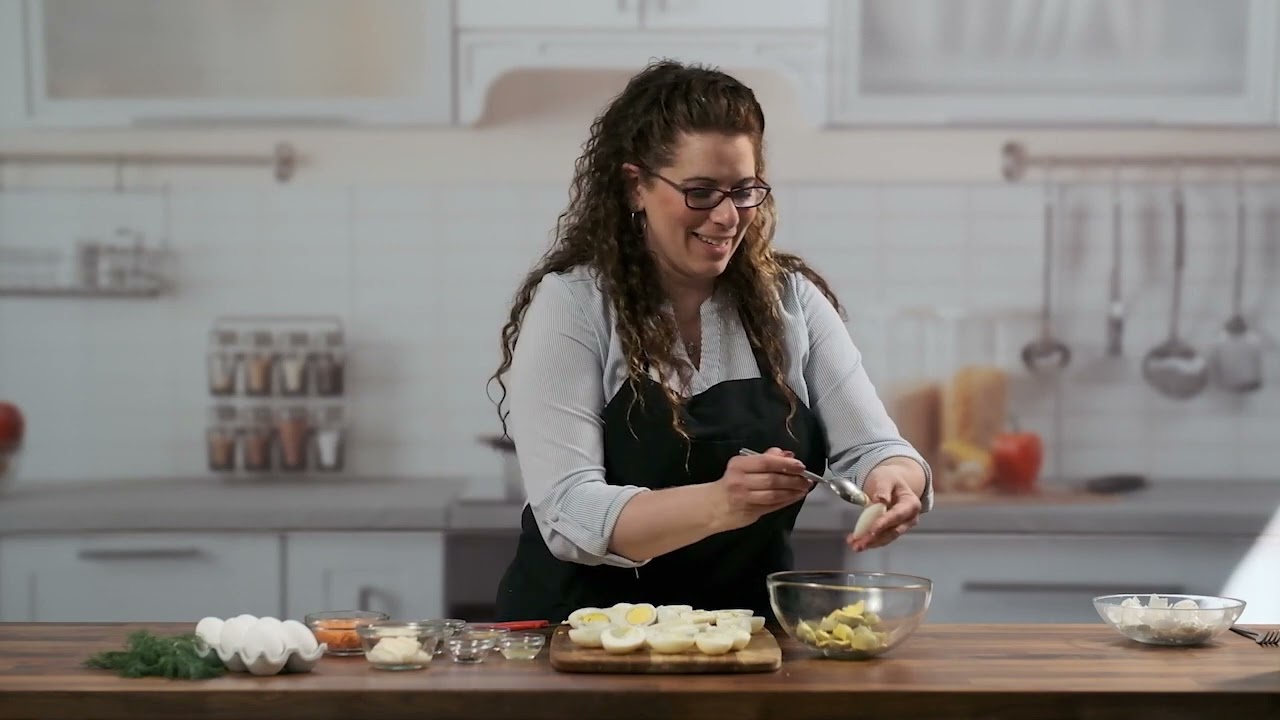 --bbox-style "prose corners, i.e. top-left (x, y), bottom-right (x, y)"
top-left (567, 607), bottom-right (613, 629)
top-left (619, 602), bottom-right (657, 626)
top-left (606, 602), bottom-right (636, 625)
top-left (656, 605), bottom-right (693, 624)
top-left (680, 610), bottom-right (716, 625)
top-left (646, 629), bottom-right (696, 654)
top-left (600, 625), bottom-right (645, 654)
top-left (694, 630), bottom-right (735, 655)
top-left (568, 625), bottom-right (608, 648)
